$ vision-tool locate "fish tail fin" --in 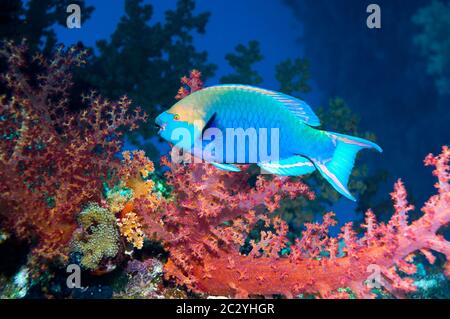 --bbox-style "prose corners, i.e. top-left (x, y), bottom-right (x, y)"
top-left (310, 132), bottom-right (382, 201)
